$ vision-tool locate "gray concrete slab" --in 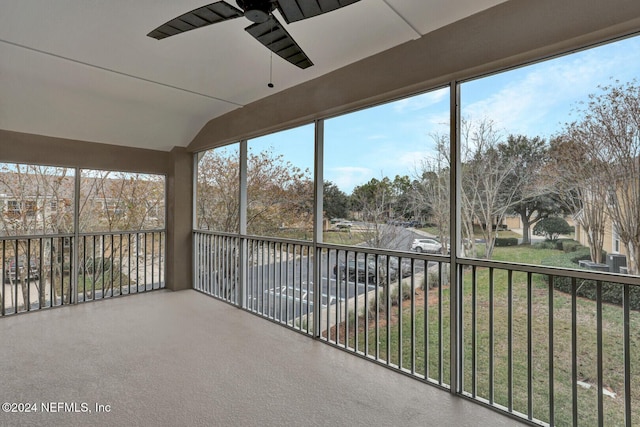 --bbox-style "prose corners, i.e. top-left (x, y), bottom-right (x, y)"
top-left (0, 290), bottom-right (525, 426)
